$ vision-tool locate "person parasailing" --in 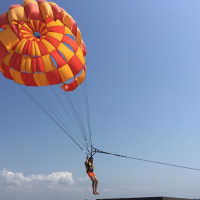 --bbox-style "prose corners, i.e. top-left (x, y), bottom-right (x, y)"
top-left (85, 156), bottom-right (99, 195)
